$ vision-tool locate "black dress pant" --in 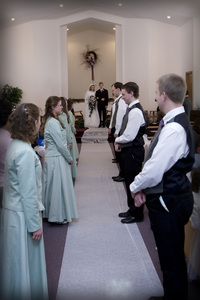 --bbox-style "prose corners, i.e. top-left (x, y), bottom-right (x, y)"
top-left (110, 127), bottom-right (124, 177)
top-left (98, 105), bottom-right (106, 126)
top-left (121, 145), bottom-right (144, 217)
top-left (146, 192), bottom-right (194, 300)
